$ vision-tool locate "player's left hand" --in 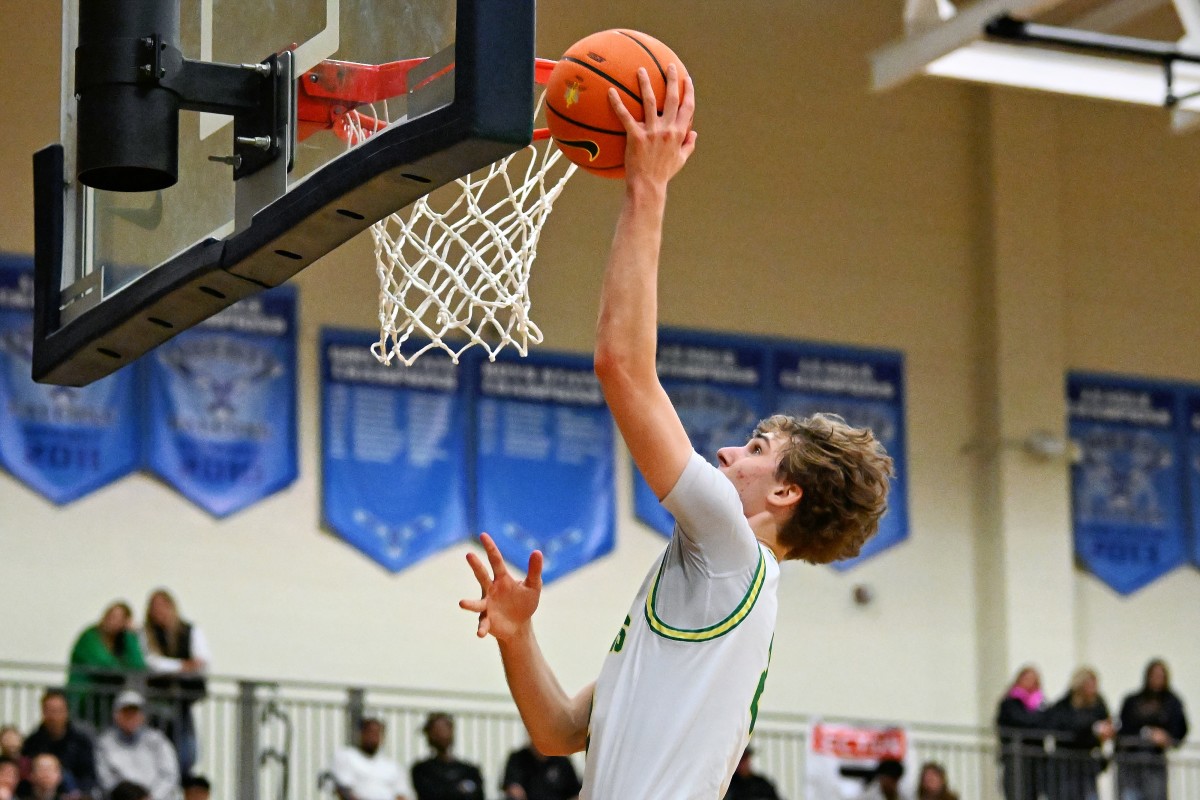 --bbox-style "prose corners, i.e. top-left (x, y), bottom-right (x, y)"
top-left (459, 533), bottom-right (543, 641)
